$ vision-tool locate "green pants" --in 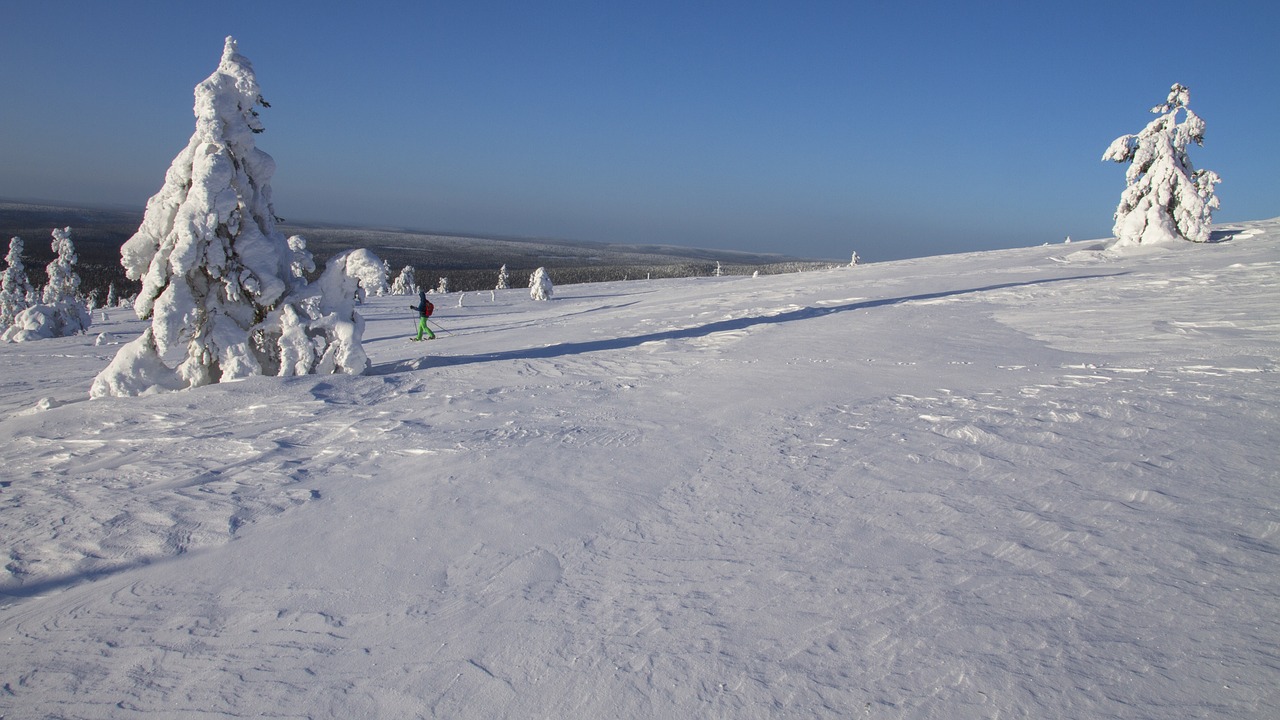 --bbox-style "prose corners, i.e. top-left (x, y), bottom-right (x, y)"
top-left (416, 317), bottom-right (436, 340)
